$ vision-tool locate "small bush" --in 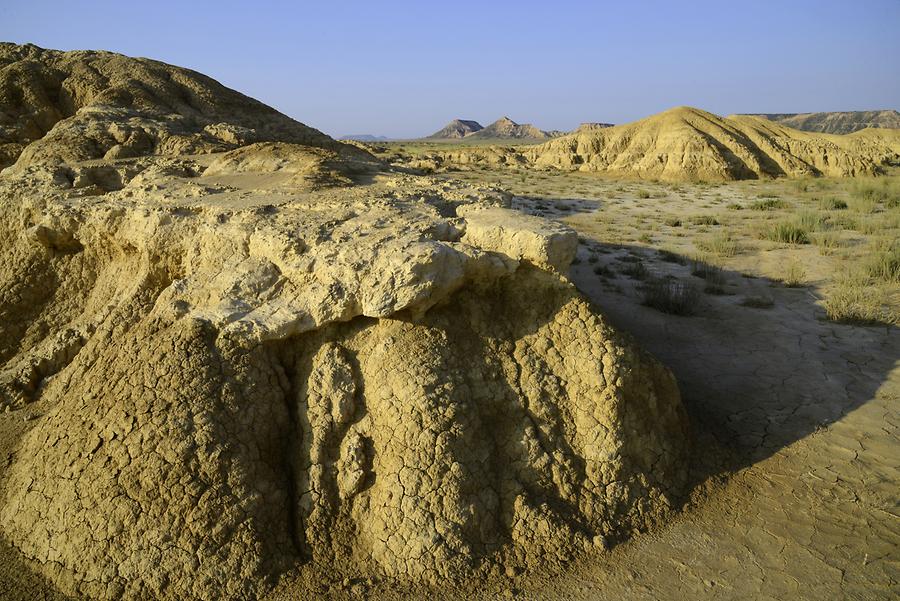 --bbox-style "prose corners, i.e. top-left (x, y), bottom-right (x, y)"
top-left (637, 189), bottom-right (652, 199)
top-left (824, 272), bottom-right (899, 326)
top-left (691, 215), bottom-right (719, 226)
top-left (695, 232), bottom-right (738, 256)
top-left (620, 261), bottom-right (648, 280)
top-left (750, 198), bottom-right (788, 211)
top-left (703, 266), bottom-right (728, 294)
top-left (657, 249), bottom-right (685, 264)
top-left (638, 233), bottom-right (653, 244)
top-left (819, 197), bottom-right (847, 210)
top-left (760, 221), bottom-right (810, 245)
top-left (812, 232), bottom-right (843, 255)
top-left (795, 210), bottom-right (830, 232)
top-left (781, 262), bottom-right (807, 287)
top-left (642, 278), bottom-right (701, 315)
top-left (664, 217), bottom-right (682, 227)
top-left (866, 244), bottom-right (900, 283)
top-left (593, 264), bottom-right (616, 278)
